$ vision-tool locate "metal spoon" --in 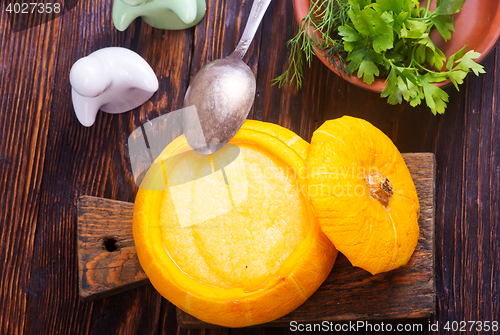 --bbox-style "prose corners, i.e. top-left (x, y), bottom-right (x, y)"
top-left (183, 0), bottom-right (272, 155)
